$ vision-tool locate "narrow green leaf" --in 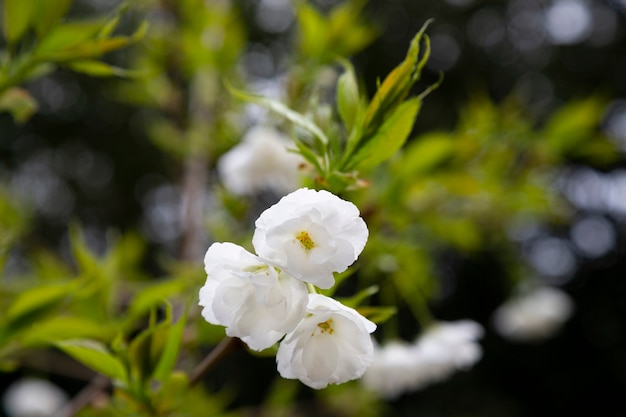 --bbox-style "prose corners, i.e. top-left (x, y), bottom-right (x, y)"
top-left (338, 285), bottom-right (379, 308)
top-left (226, 82), bottom-right (329, 145)
top-left (130, 20), bottom-right (149, 42)
top-left (349, 97), bottom-right (420, 170)
top-left (357, 306), bottom-right (397, 324)
top-left (293, 141), bottom-right (324, 175)
top-left (20, 316), bottom-right (114, 347)
top-left (56, 339), bottom-right (127, 381)
top-left (128, 321), bottom-right (169, 385)
top-left (0, 88), bottom-right (38, 124)
top-left (97, 5), bottom-right (125, 39)
top-left (337, 60), bottom-right (361, 132)
top-left (362, 21), bottom-right (431, 132)
top-left (153, 314), bottom-right (187, 382)
top-left (69, 223), bottom-right (99, 274)
top-left (3, 0), bottom-right (34, 45)
top-left (5, 282), bottom-right (75, 327)
top-left (65, 60), bottom-right (139, 77)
